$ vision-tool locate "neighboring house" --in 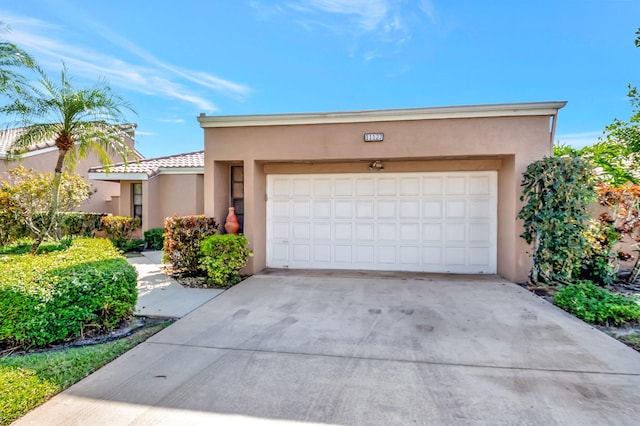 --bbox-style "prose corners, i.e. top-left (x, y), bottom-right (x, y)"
top-left (0, 125), bottom-right (139, 215)
top-left (198, 102), bottom-right (567, 283)
top-left (88, 151), bottom-right (204, 230)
